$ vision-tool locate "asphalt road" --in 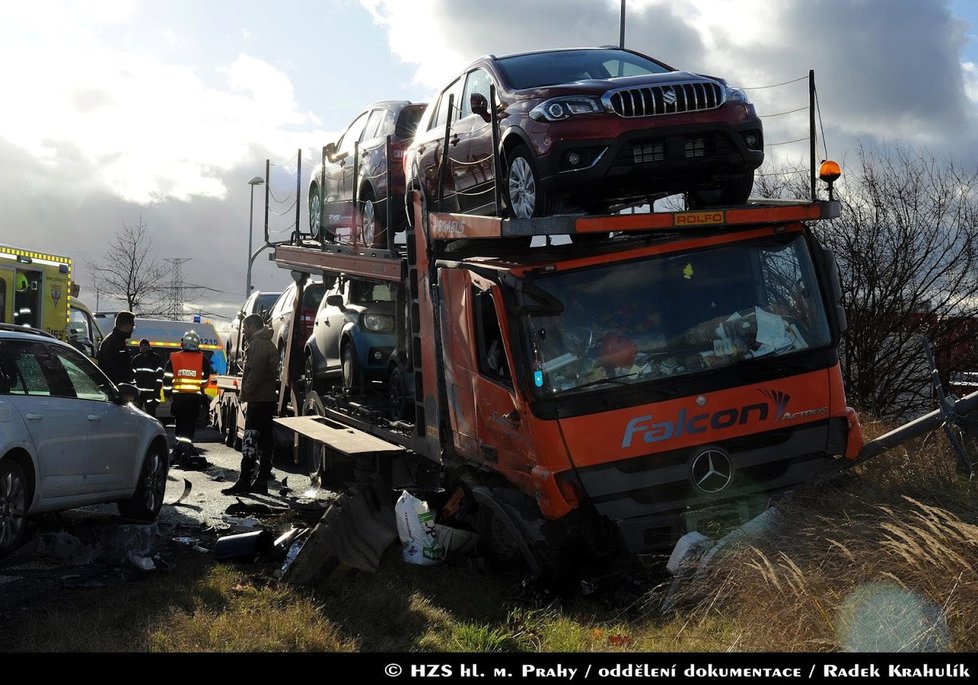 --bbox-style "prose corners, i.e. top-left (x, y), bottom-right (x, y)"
top-left (0, 424), bottom-right (327, 610)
